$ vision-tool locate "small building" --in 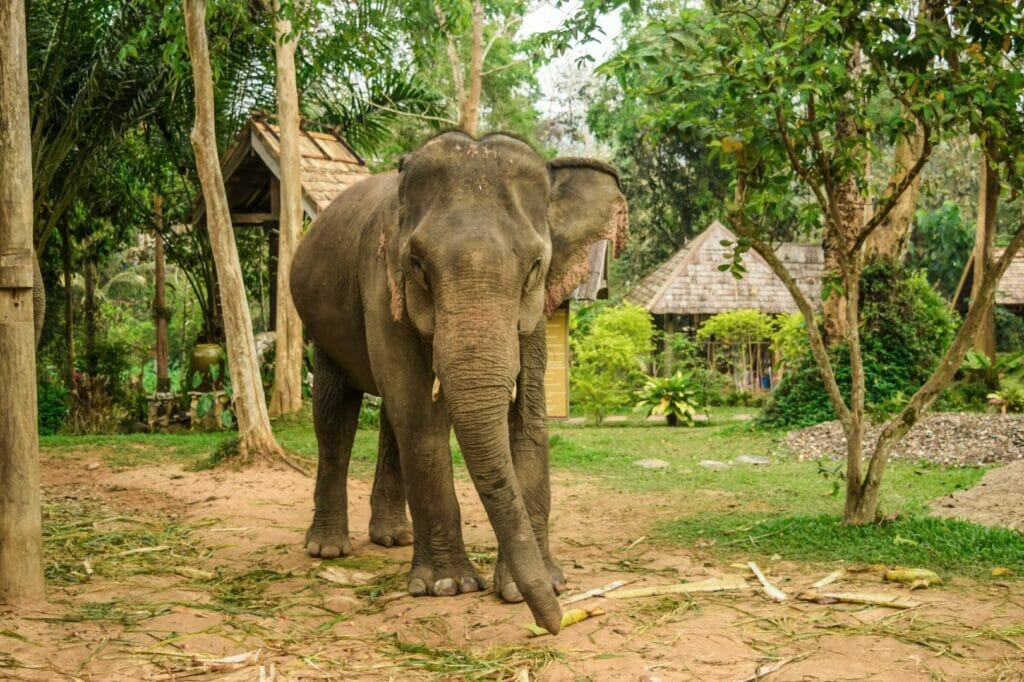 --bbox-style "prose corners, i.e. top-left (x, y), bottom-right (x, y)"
top-left (626, 221), bottom-right (824, 389)
top-left (544, 241), bottom-right (611, 418)
top-left (192, 117), bottom-right (371, 328)
top-left (952, 248), bottom-right (1024, 316)
top-left (192, 116), bottom-right (604, 418)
